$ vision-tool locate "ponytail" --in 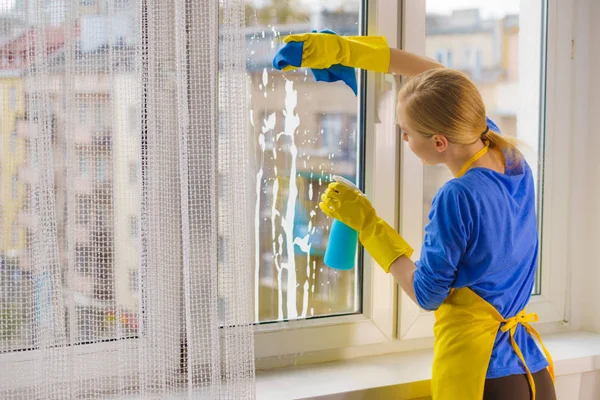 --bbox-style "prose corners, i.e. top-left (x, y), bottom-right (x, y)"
top-left (481, 129), bottom-right (522, 165)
